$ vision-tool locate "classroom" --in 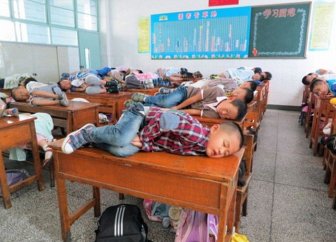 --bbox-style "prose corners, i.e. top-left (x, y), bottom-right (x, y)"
top-left (0, 0), bottom-right (335, 241)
